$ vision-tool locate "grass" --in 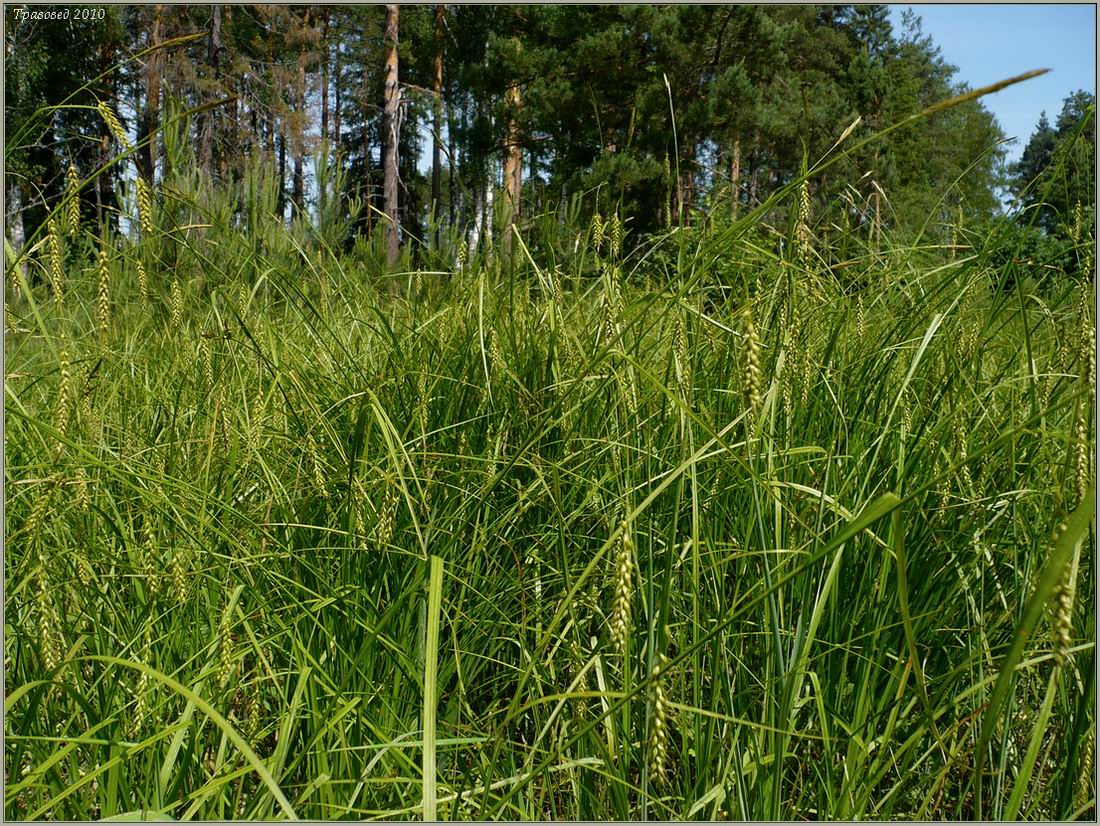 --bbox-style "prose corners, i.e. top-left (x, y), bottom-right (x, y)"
top-left (4, 140), bottom-right (1096, 820)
